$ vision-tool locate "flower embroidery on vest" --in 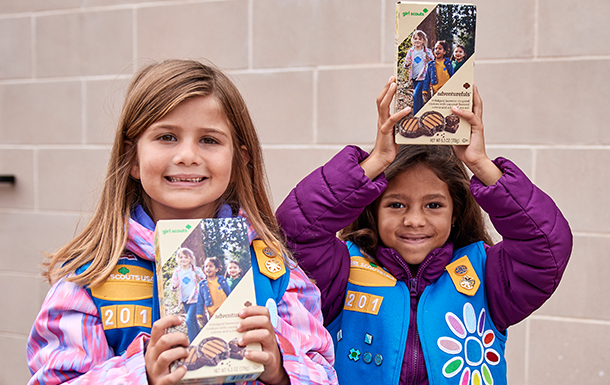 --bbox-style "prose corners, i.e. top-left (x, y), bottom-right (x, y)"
top-left (437, 303), bottom-right (501, 385)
